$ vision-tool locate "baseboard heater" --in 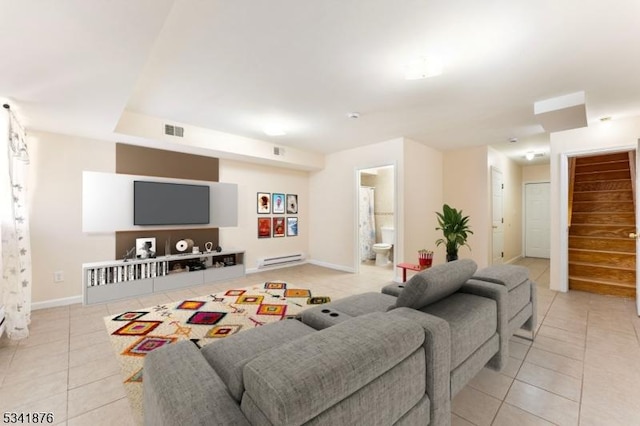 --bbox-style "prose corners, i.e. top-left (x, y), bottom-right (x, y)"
top-left (258, 253), bottom-right (305, 268)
